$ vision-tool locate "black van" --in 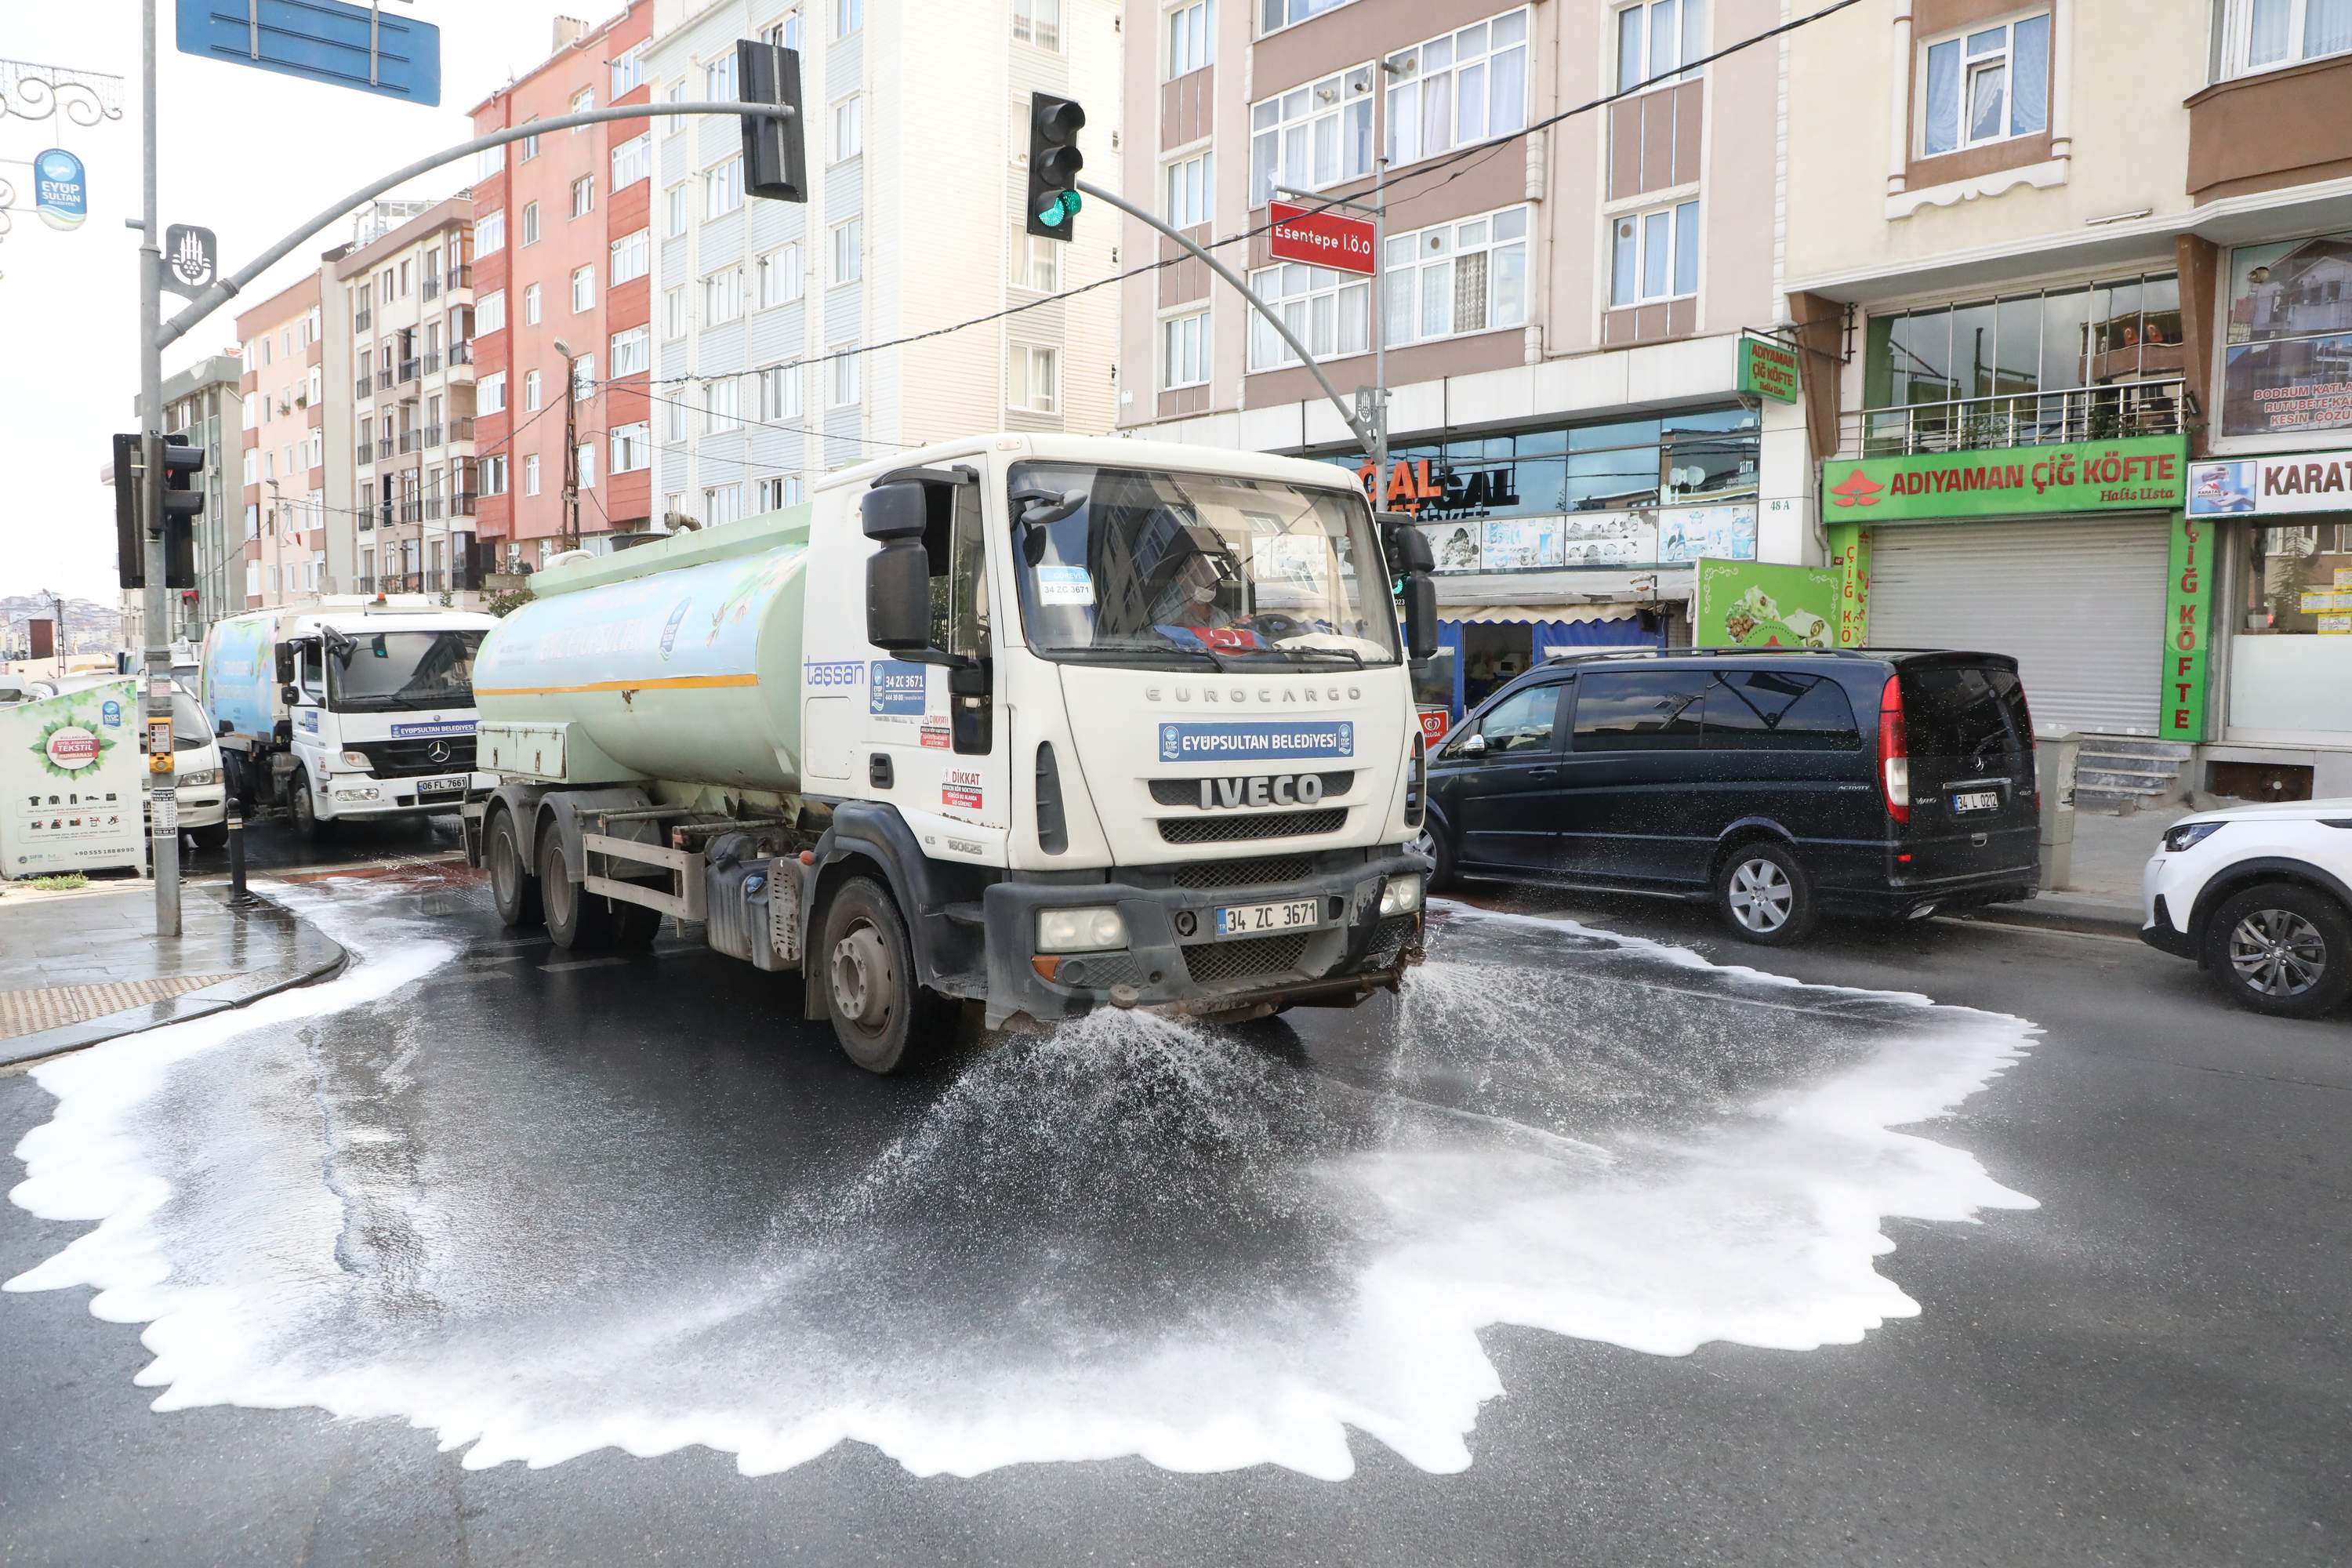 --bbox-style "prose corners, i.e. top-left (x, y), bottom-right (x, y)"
top-left (1421, 649), bottom-right (2040, 943)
